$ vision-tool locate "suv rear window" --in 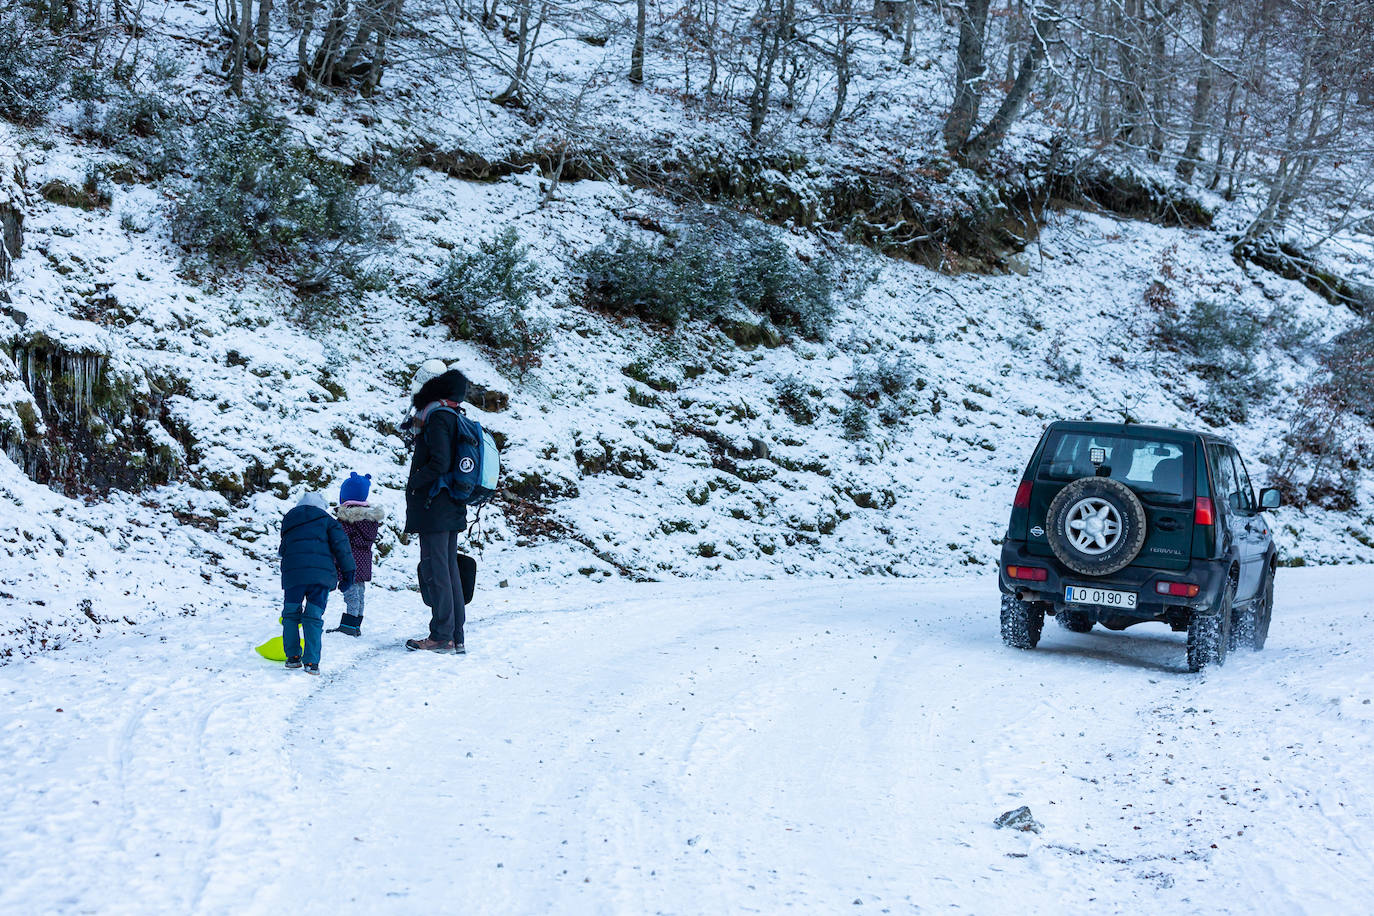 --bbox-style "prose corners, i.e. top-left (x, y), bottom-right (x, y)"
top-left (1038, 432), bottom-right (1192, 501)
